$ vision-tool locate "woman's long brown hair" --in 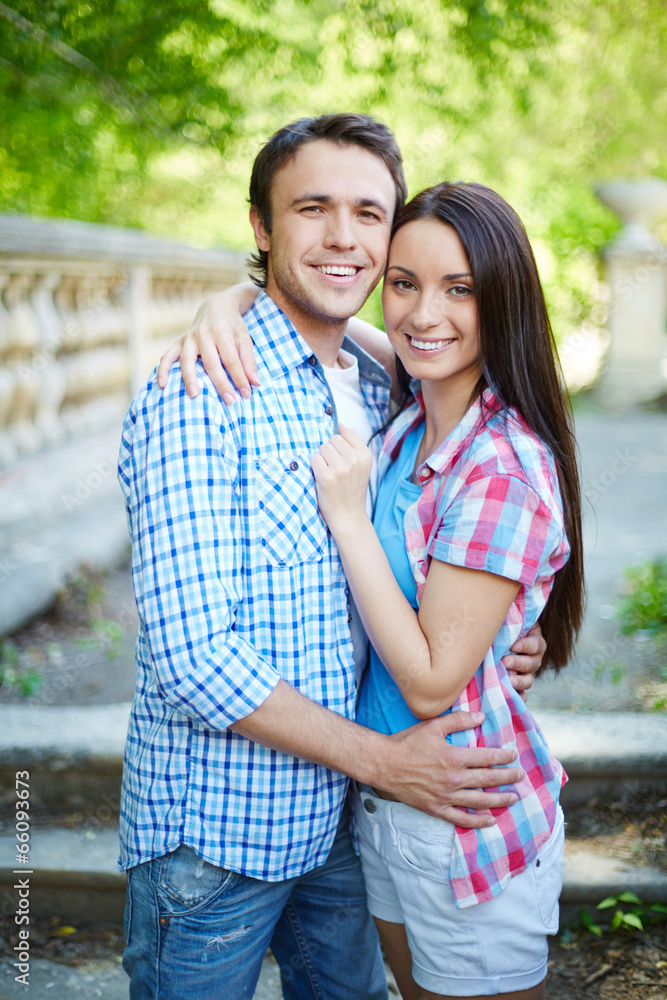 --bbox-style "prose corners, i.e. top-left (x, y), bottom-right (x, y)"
top-left (389, 182), bottom-right (585, 672)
